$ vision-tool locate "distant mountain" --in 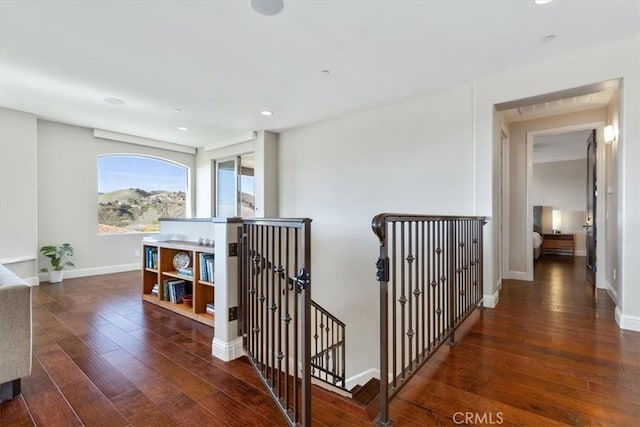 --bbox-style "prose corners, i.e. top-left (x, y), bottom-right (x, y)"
top-left (98, 188), bottom-right (186, 233)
